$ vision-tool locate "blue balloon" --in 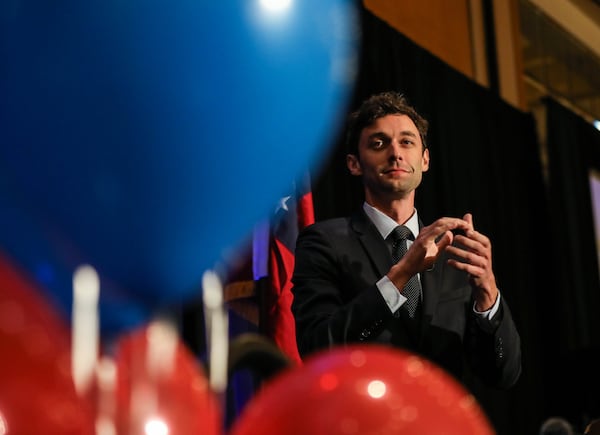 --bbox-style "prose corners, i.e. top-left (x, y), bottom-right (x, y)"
top-left (0, 0), bottom-right (358, 335)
